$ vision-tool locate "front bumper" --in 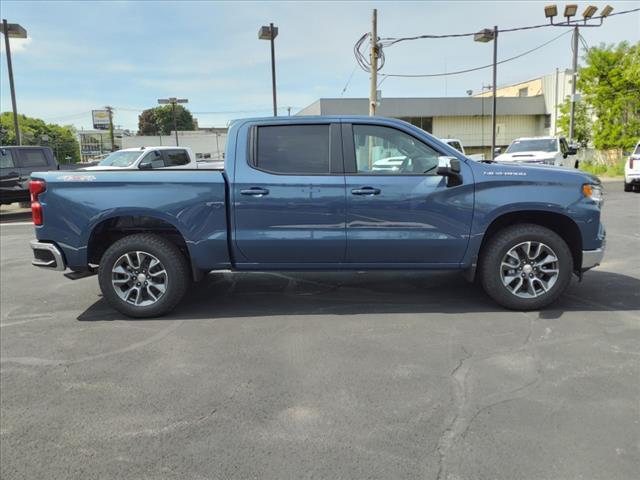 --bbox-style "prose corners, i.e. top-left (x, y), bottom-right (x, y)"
top-left (582, 247), bottom-right (605, 270)
top-left (30, 240), bottom-right (66, 271)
